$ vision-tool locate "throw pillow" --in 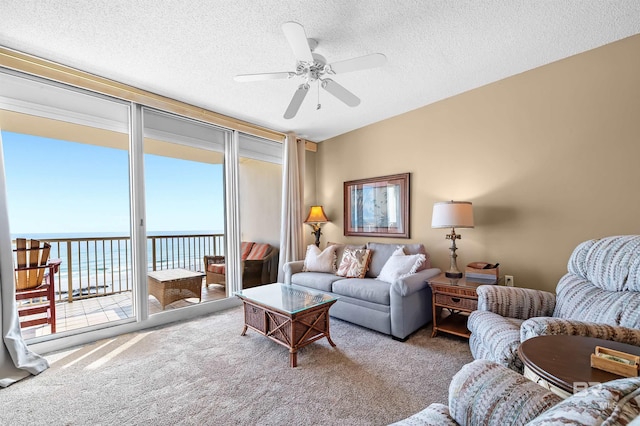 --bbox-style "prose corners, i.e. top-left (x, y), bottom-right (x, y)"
top-left (366, 242), bottom-right (431, 277)
top-left (328, 242), bottom-right (367, 270)
top-left (377, 250), bottom-right (426, 283)
top-left (302, 245), bottom-right (338, 273)
top-left (336, 248), bottom-right (372, 278)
